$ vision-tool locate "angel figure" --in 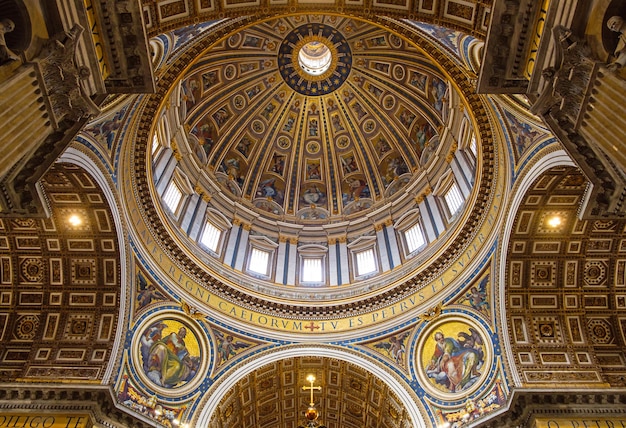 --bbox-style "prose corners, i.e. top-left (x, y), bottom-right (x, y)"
top-left (374, 331), bottom-right (410, 365)
top-left (463, 275), bottom-right (489, 314)
top-left (136, 271), bottom-right (166, 308)
top-left (215, 330), bottom-right (251, 364)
